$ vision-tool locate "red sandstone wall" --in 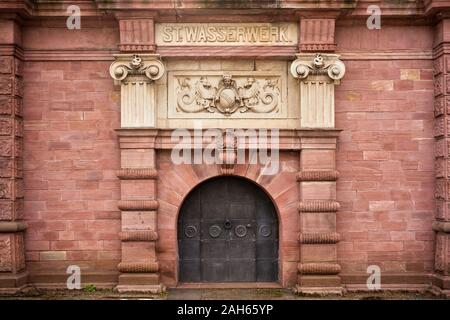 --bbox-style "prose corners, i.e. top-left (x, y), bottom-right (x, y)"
top-left (335, 24), bottom-right (436, 279)
top-left (23, 59), bottom-right (122, 284)
top-left (20, 20), bottom-right (437, 286)
top-left (22, 19), bottom-right (122, 284)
